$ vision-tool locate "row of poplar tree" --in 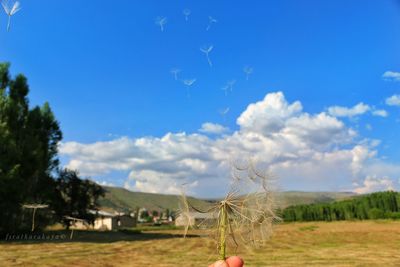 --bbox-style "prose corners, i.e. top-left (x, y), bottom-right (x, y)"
top-left (282, 191), bottom-right (400, 222)
top-left (0, 63), bottom-right (105, 235)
